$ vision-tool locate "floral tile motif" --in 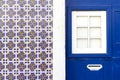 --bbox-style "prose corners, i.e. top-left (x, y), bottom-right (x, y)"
top-left (0, 0), bottom-right (53, 80)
